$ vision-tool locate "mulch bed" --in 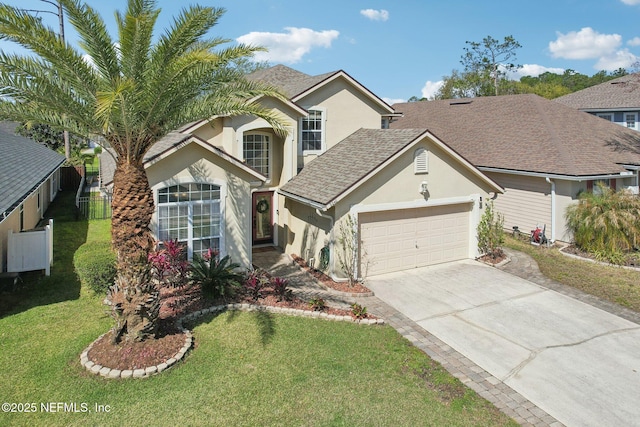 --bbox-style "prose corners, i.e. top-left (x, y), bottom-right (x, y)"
top-left (88, 277), bottom-right (372, 371)
top-left (478, 251), bottom-right (508, 265)
top-left (291, 254), bottom-right (372, 293)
